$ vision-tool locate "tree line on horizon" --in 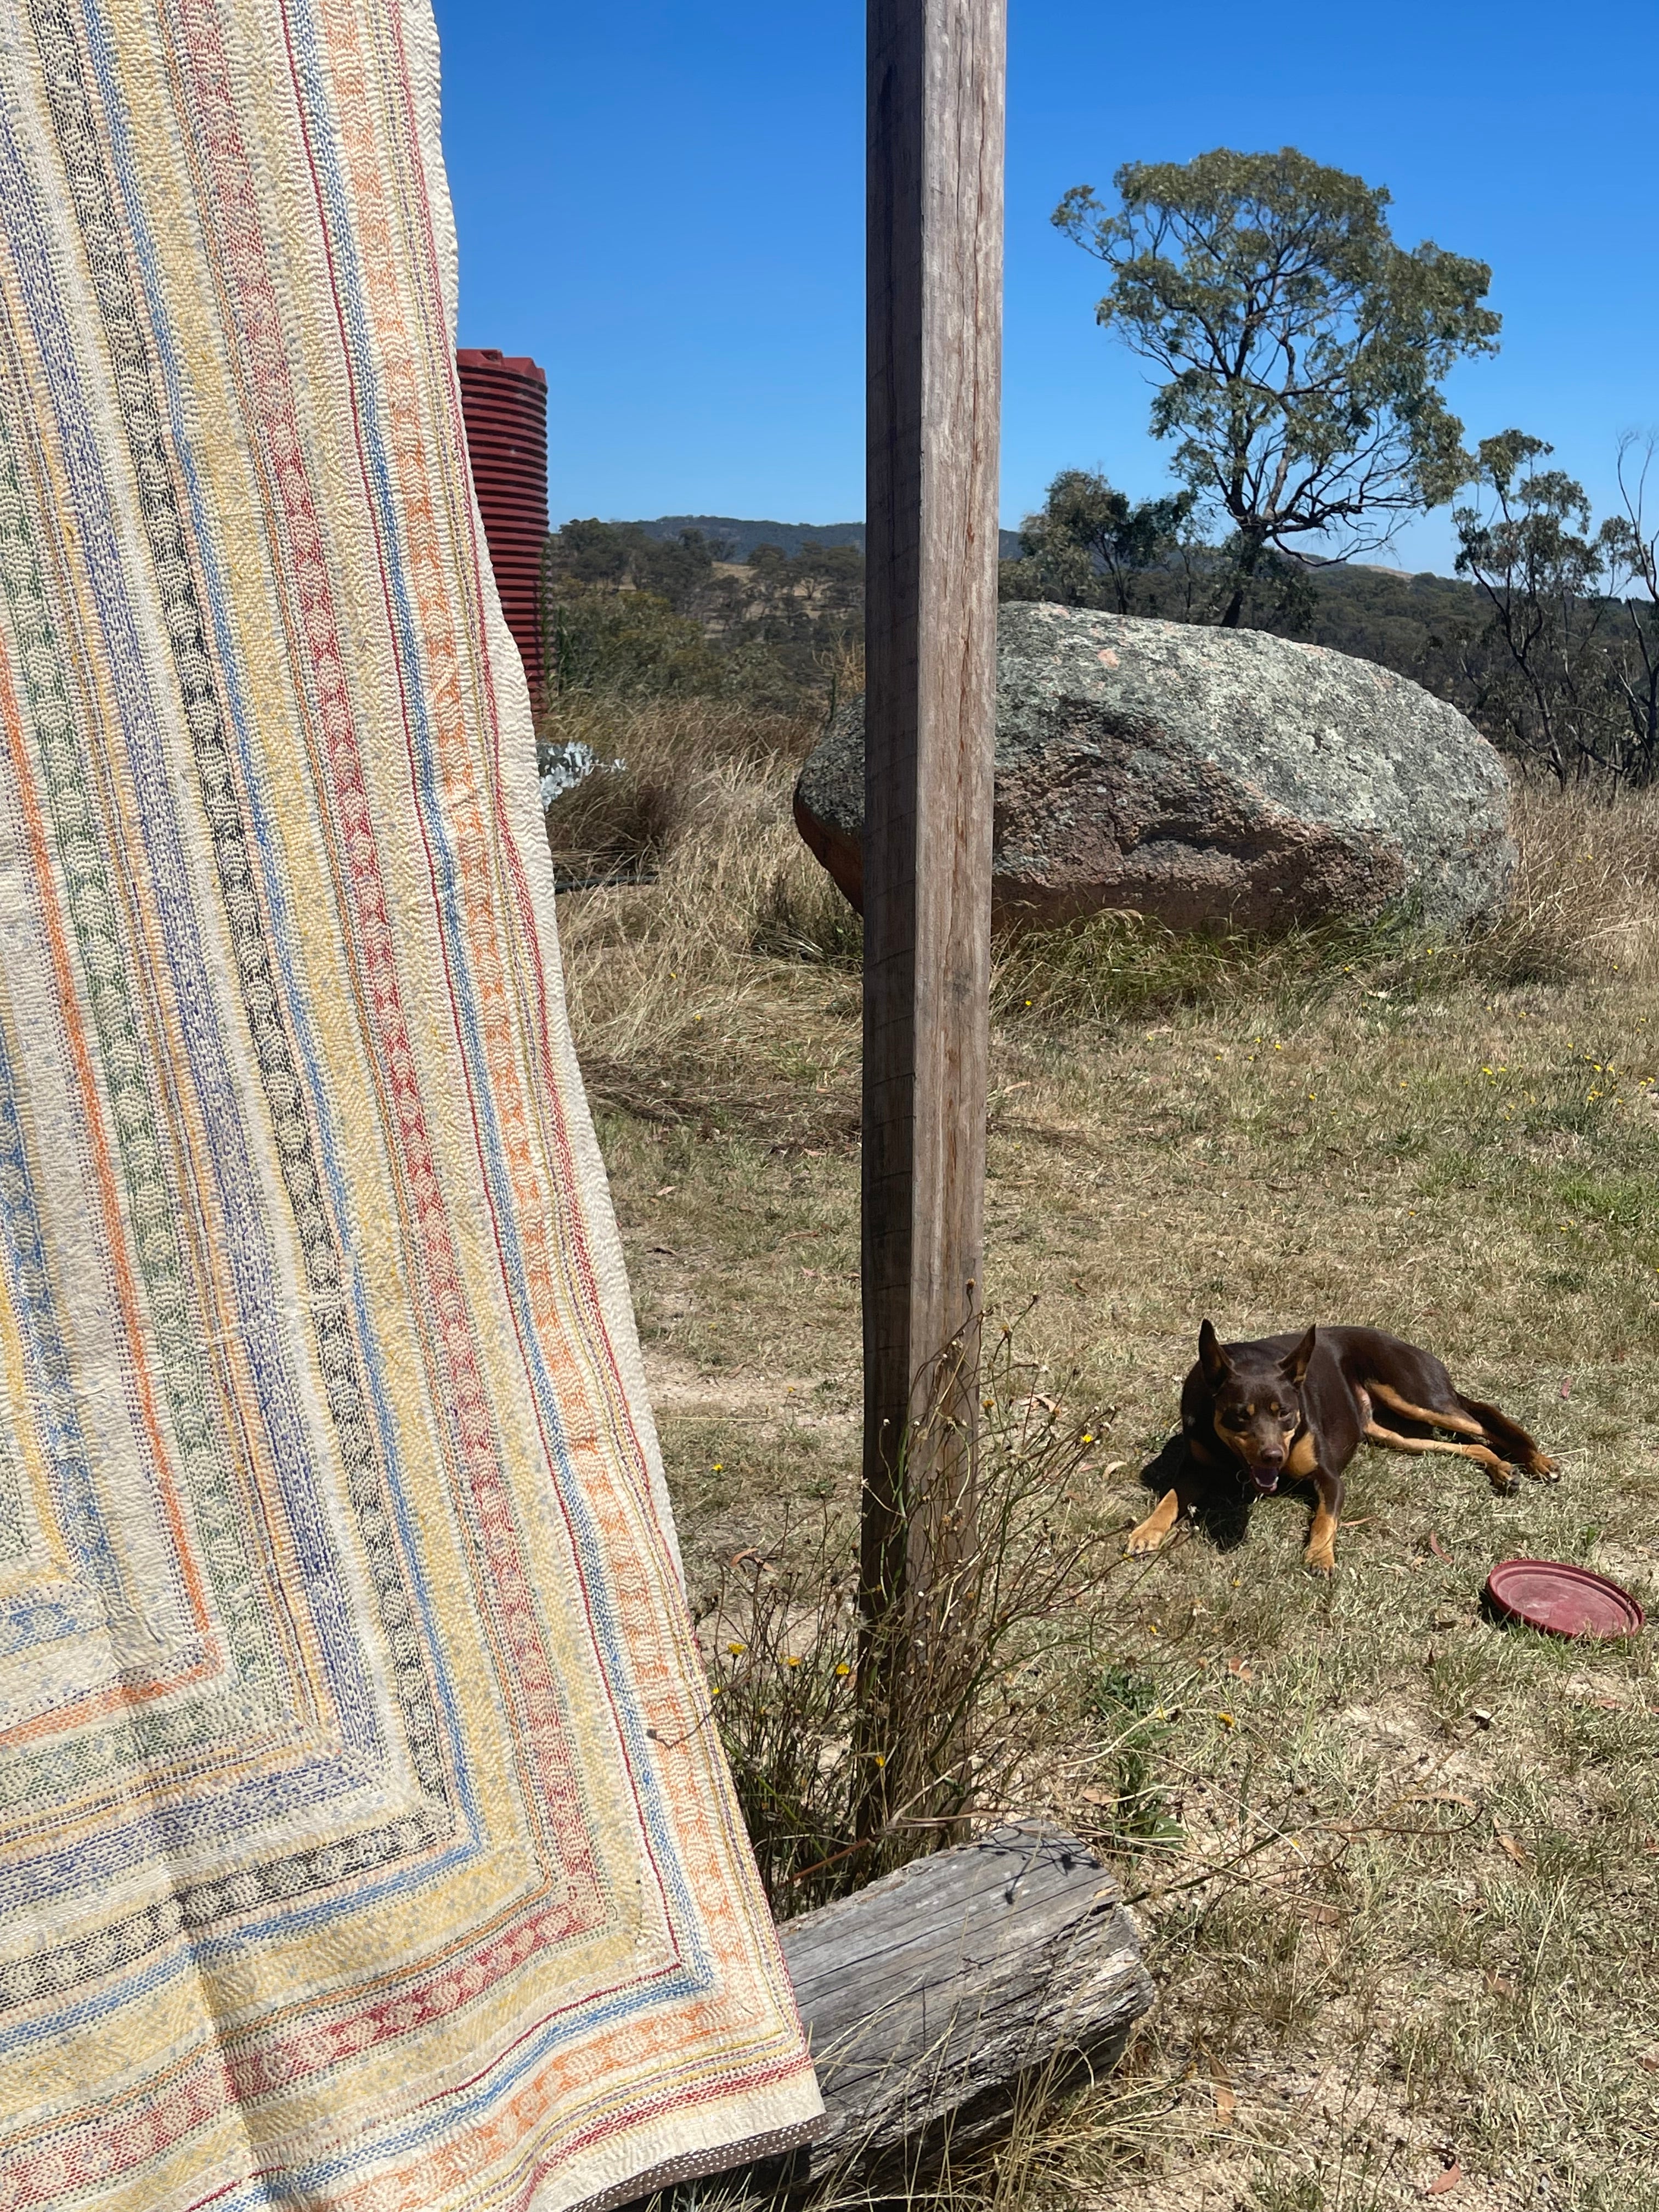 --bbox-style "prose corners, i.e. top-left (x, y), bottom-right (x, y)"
top-left (539, 146), bottom-right (1657, 787)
